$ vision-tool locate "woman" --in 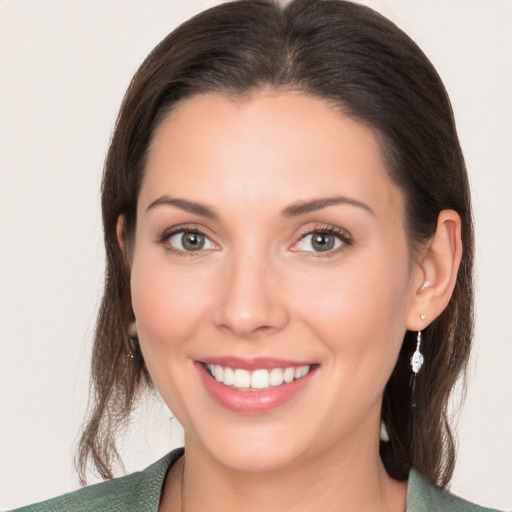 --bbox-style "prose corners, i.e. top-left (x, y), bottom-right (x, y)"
top-left (9, 0), bottom-right (504, 510)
